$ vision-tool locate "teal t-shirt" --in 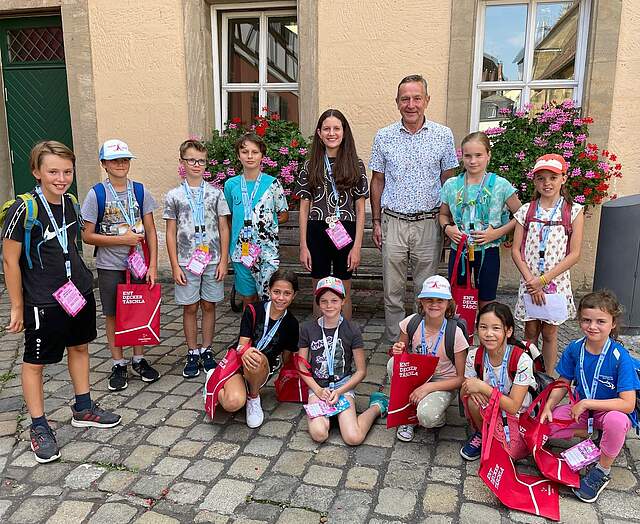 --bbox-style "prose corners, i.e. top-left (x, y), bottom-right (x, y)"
top-left (440, 172), bottom-right (516, 249)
